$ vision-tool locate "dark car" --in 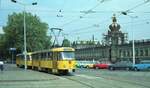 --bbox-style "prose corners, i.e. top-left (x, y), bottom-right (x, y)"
top-left (108, 61), bottom-right (133, 70)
